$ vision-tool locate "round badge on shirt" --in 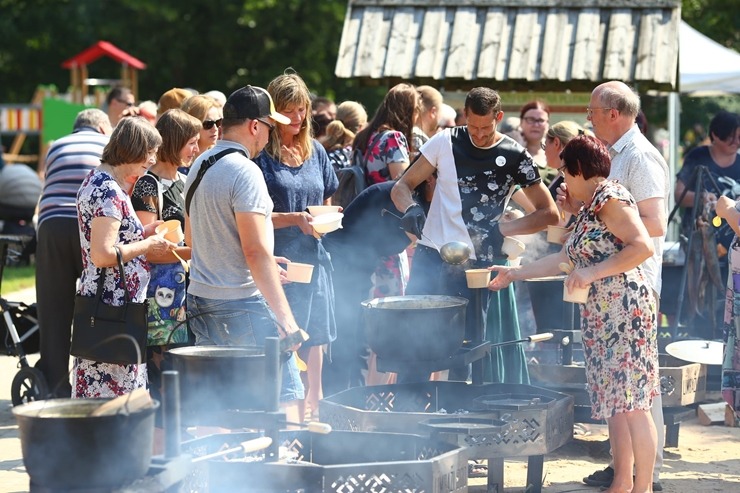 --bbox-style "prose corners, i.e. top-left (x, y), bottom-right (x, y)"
top-left (496, 156), bottom-right (506, 167)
